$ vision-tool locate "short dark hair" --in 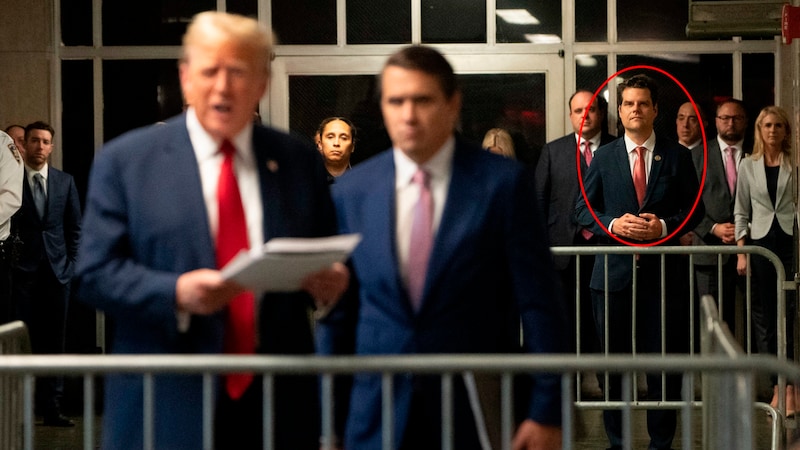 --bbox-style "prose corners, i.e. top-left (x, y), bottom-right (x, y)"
top-left (316, 116), bottom-right (357, 143)
top-left (381, 46), bottom-right (458, 99)
top-left (616, 74), bottom-right (659, 107)
top-left (24, 121), bottom-right (55, 140)
top-left (569, 89), bottom-right (608, 115)
top-left (716, 98), bottom-right (747, 118)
